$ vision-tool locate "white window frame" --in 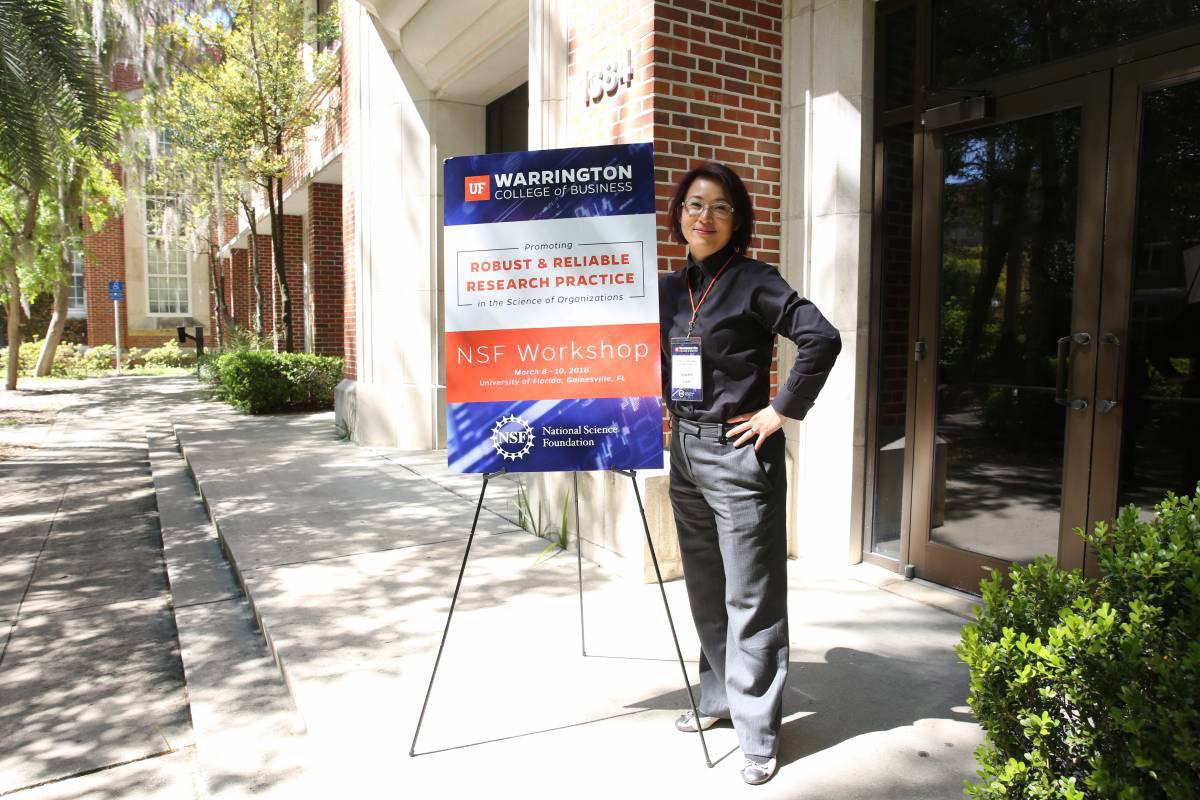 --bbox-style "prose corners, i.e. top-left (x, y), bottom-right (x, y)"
top-left (145, 194), bottom-right (191, 316)
top-left (67, 247), bottom-right (86, 318)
